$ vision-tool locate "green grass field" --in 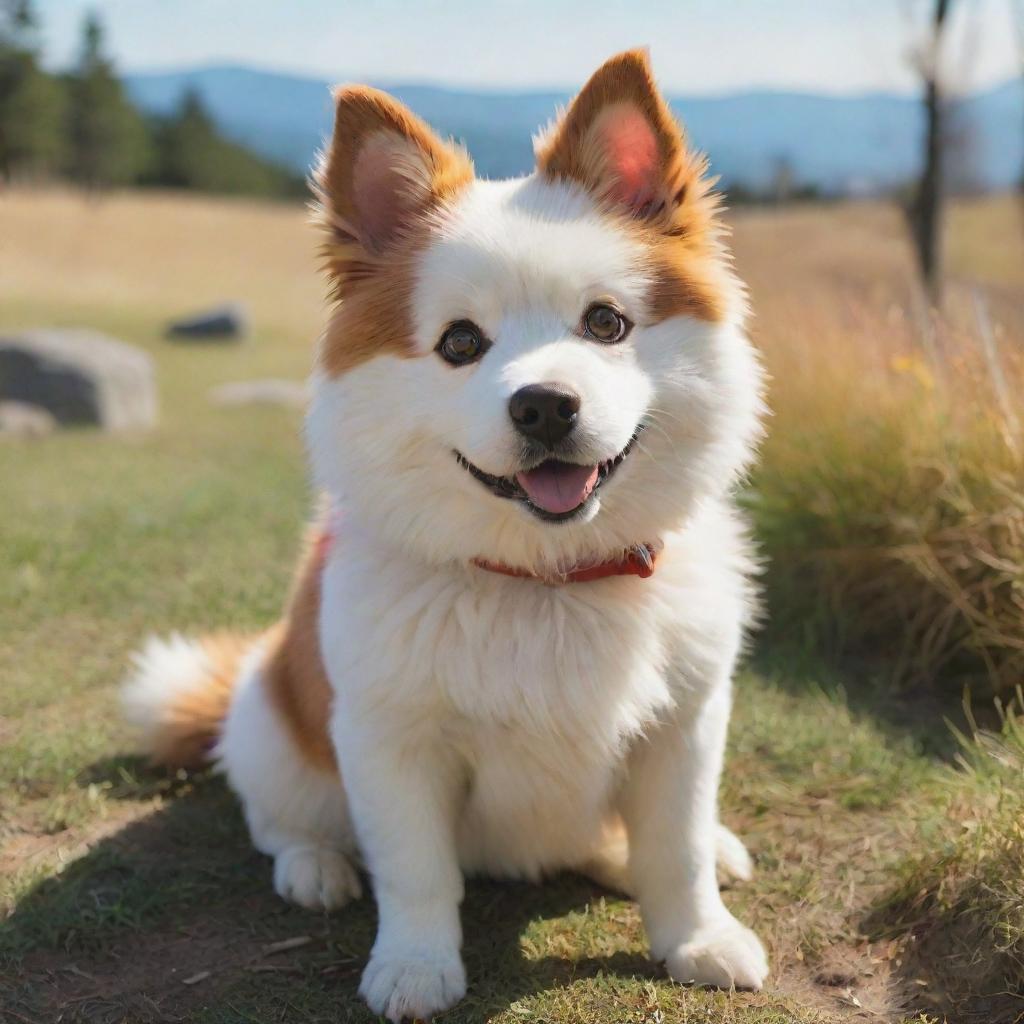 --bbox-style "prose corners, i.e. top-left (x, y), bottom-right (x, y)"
top-left (2, 189), bottom-right (1023, 1024)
